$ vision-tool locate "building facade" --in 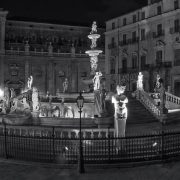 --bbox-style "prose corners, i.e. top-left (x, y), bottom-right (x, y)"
top-left (0, 9), bottom-right (105, 96)
top-left (105, 0), bottom-right (180, 96)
